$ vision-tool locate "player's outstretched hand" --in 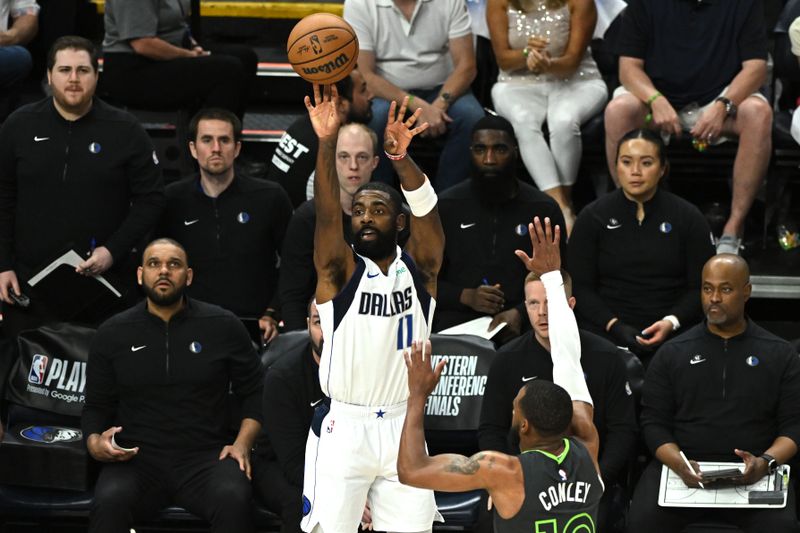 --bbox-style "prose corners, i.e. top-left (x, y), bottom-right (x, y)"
top-left (514, 216), bottom-right (561, 276)
top-left (384, 96), bottom-right (430, 157)
top-left (404, 340), bottom-right (445, 399)
top-left (304, 84), bottom-right (341, 140)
